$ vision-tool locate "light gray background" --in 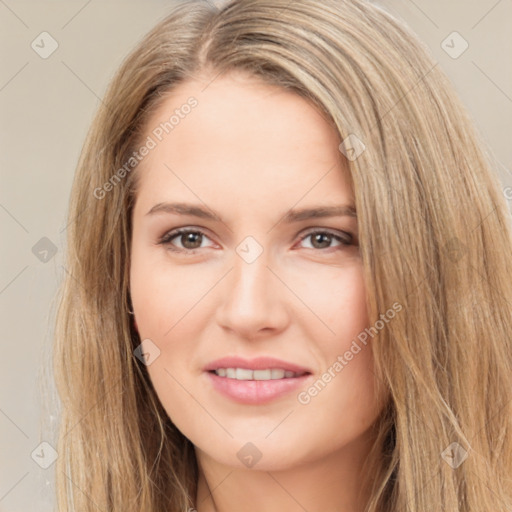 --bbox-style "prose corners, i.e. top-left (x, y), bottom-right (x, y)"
top-left (1, 1), bottom-right (511, 510)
